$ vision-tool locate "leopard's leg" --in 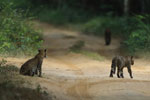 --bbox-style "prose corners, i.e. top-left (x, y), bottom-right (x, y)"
top-left (109, 63), bottom-right (116, 77)
top-left (117, 67), bottom-right (120, 78)
top-left (120, 67), bottom-right (124, 78)
top-left (127, 66), bottom-right (133, 79)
